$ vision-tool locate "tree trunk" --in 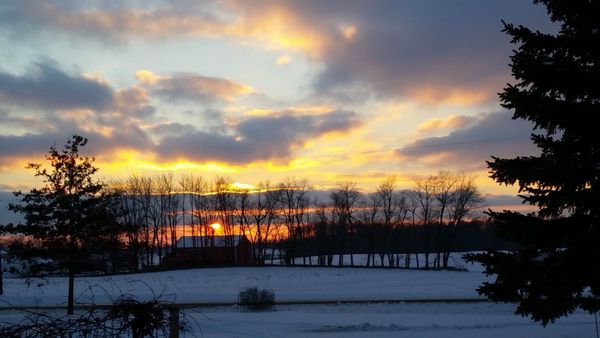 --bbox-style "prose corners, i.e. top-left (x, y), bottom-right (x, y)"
top-left (67, 271), bottom-right (75, 315)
